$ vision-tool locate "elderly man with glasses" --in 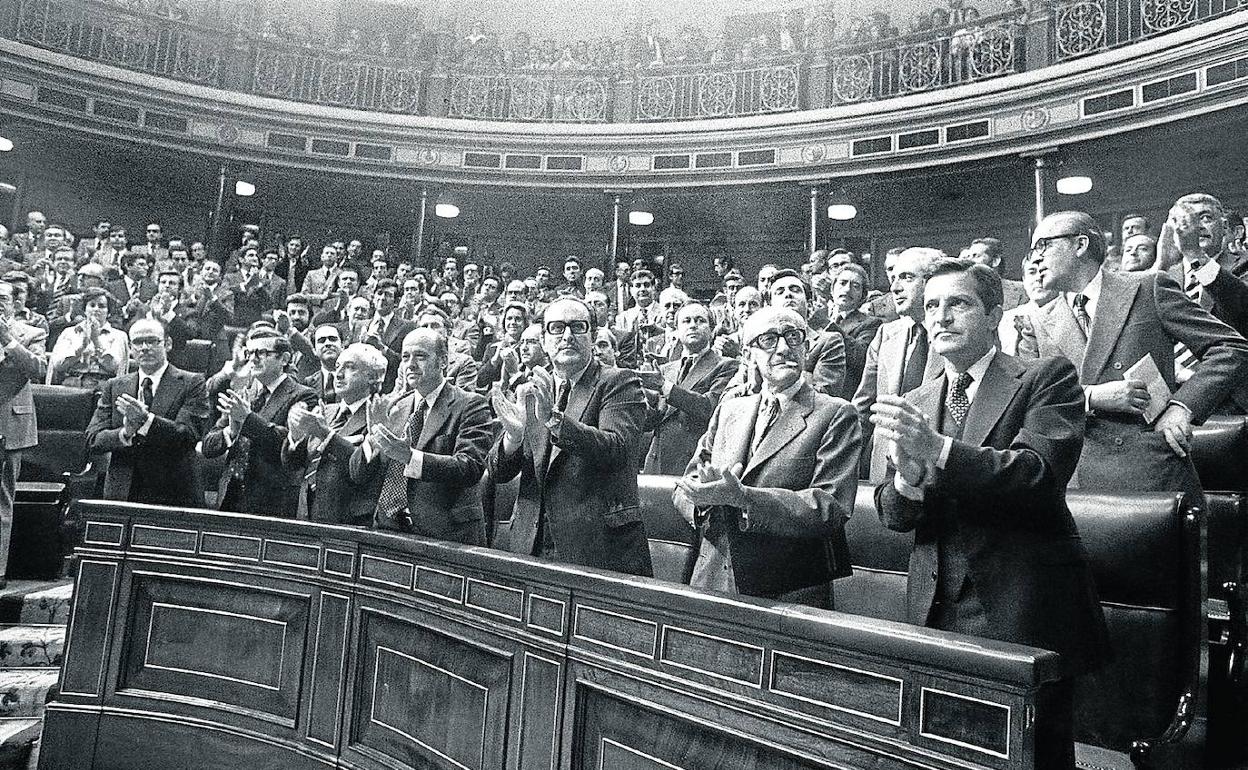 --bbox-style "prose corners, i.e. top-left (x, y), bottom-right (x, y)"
top-left (489, 297), bottom-right (652, 576)
top-left (673, 306), bottom-right (859, 608)
top-left (1024, 210), bottom-right (1248, 497)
